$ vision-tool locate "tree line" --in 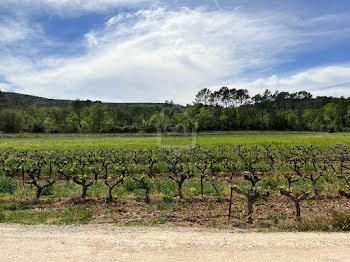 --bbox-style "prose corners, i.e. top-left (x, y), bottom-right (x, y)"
top-left (0, 88), bottom-right (349, 133)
